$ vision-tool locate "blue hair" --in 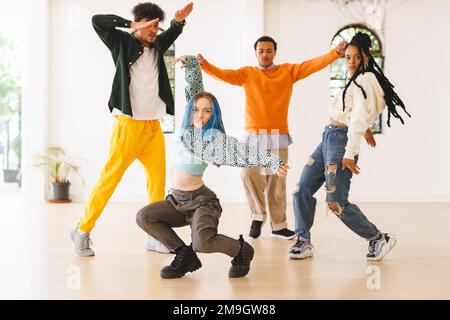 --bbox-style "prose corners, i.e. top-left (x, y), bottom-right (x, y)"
top-left (179, 92), bottom-right (226, 140)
